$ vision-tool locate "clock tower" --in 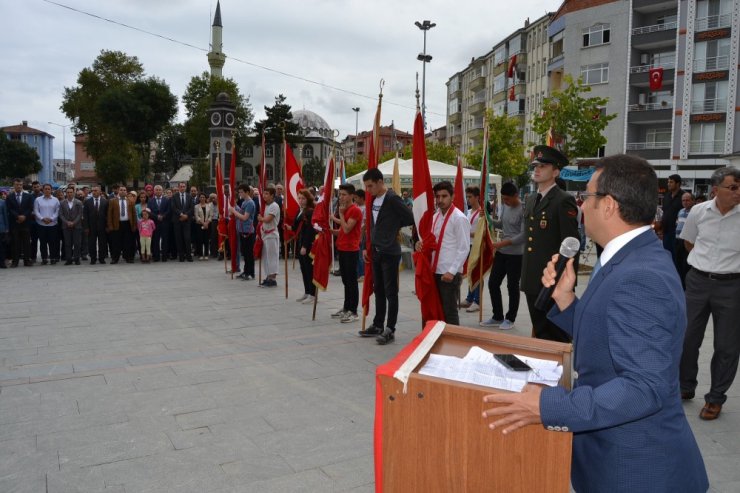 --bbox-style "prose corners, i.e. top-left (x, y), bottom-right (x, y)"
top-left (207, 92), bottom-right (236, 185)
